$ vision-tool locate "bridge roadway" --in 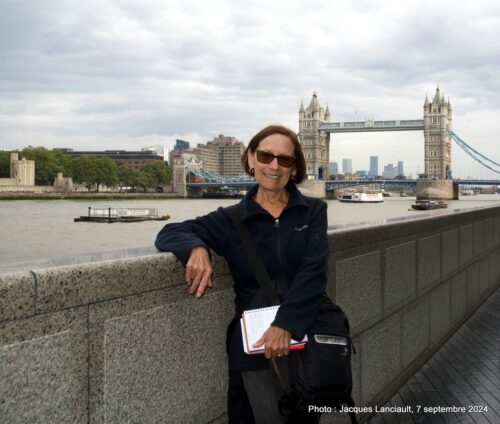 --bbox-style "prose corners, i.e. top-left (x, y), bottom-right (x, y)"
top-left (369, 288), bottom-right (500, 424)
top-left (185, 179), bottom-right (499, 191)
top-left (319, 119), bottom-right (425, 133)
